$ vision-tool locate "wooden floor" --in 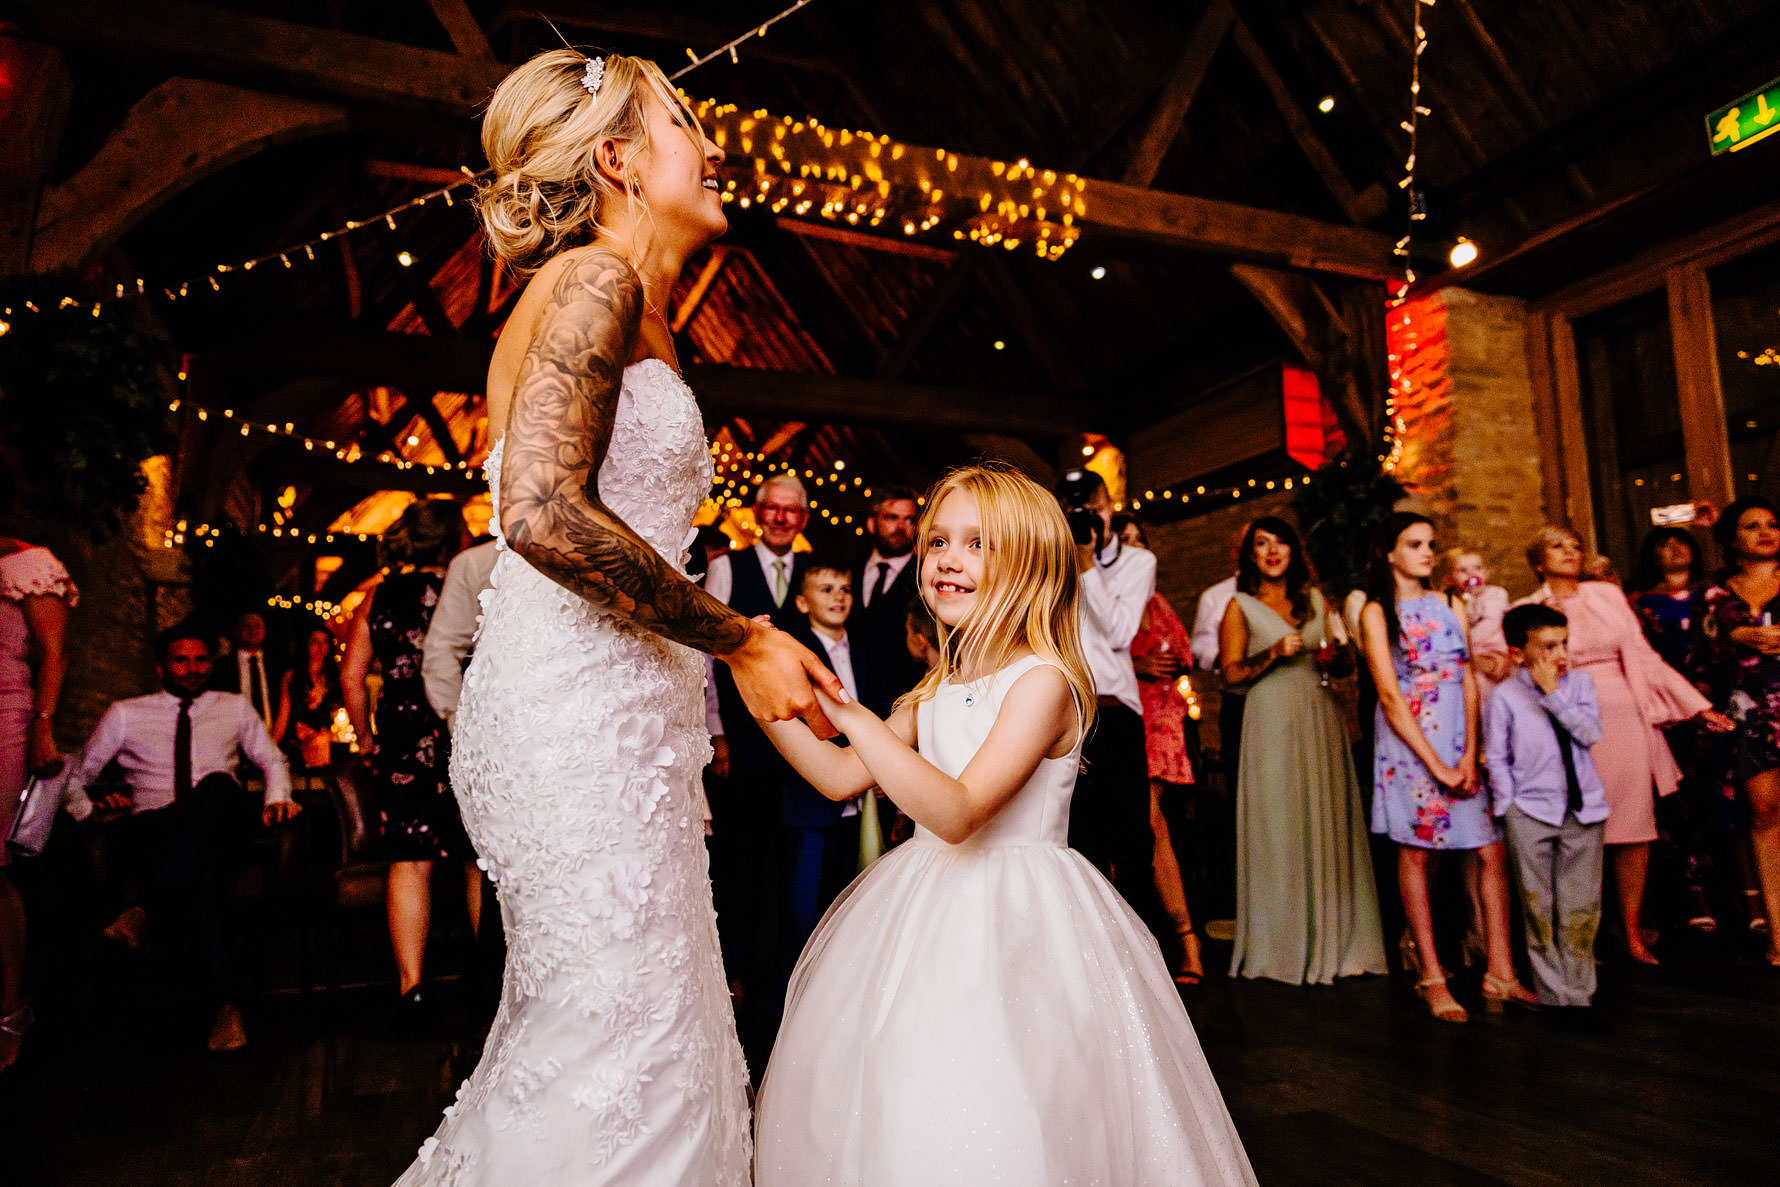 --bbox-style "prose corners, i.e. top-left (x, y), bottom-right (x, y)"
top-left (6, 928), bottom-right (1777, 1186)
